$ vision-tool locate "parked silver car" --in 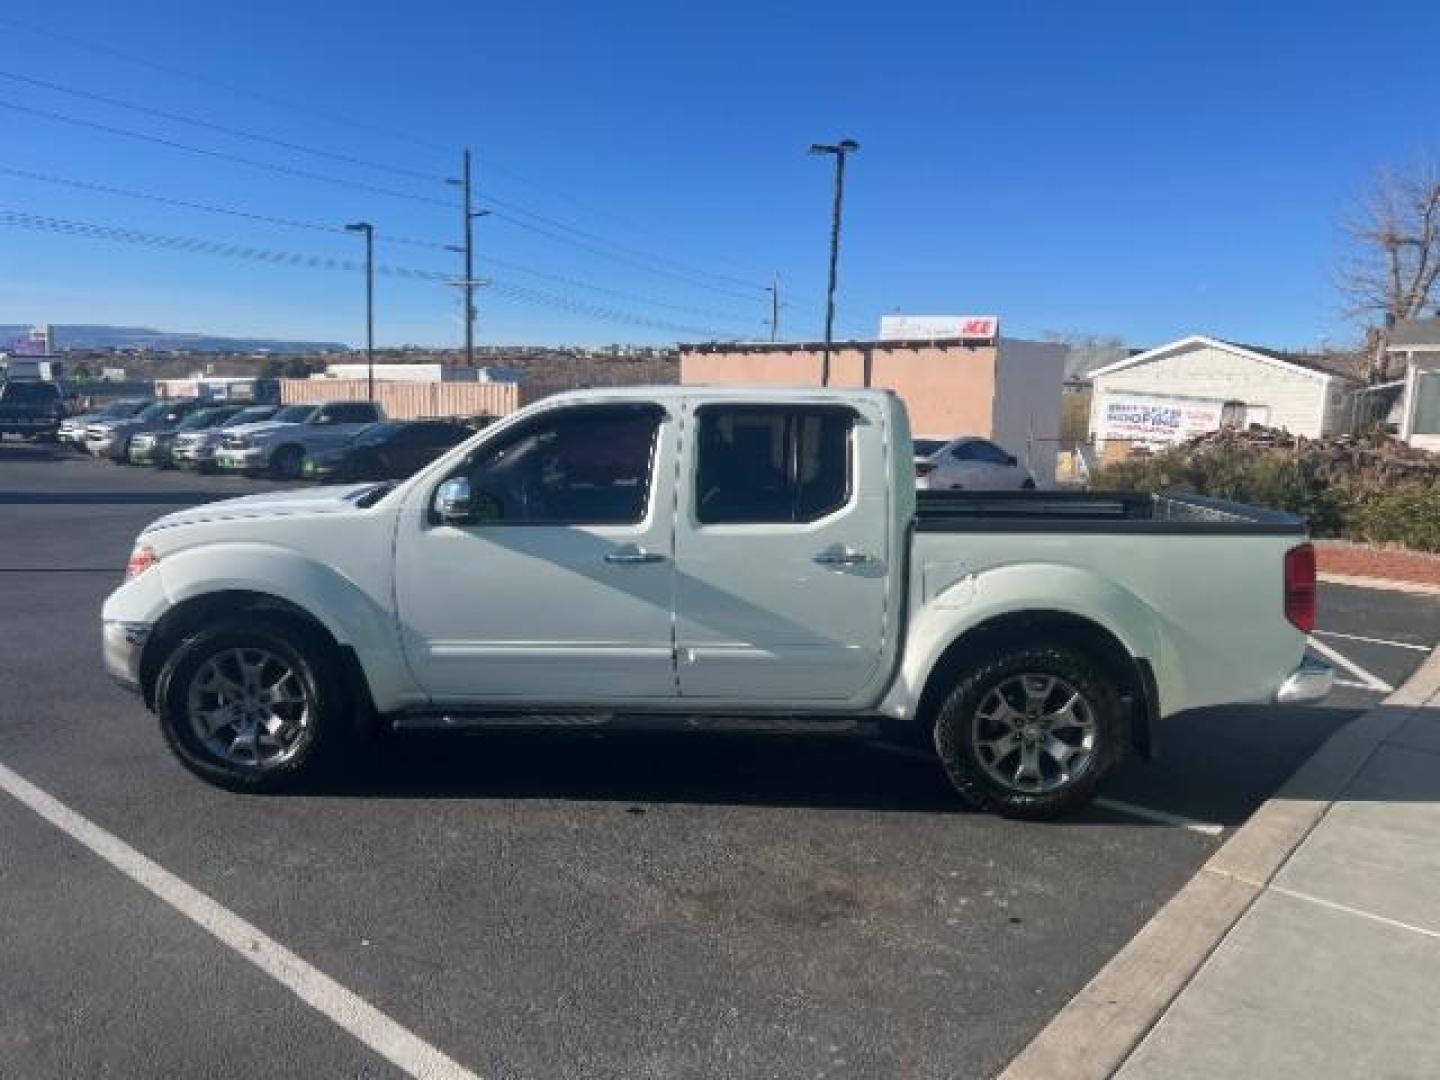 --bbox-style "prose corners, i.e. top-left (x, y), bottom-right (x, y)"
top-left (88, 399), bottom-right (208, 462)
top-left (913, 436), bottom-right (1036, 490)
top-left (170, 404), bottom-right (281, 471)
top-left (59, 398), bottom-right (152, 448)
